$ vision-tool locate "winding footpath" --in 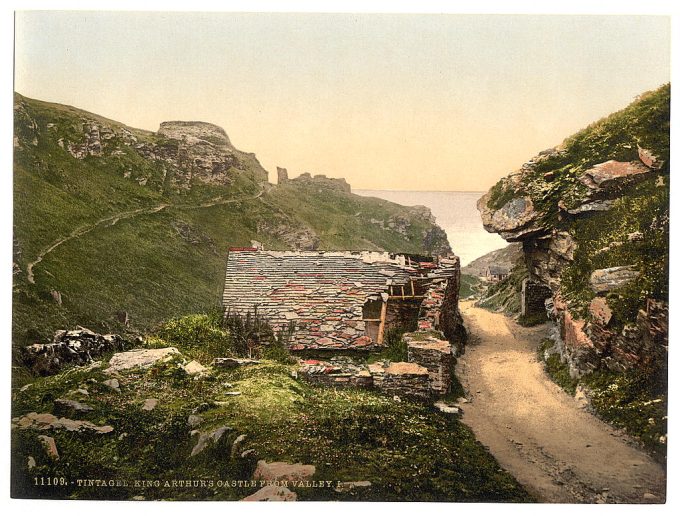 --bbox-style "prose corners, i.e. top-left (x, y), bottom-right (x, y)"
top-left (456, 300), bottom-right (666, 503)
top-left (26, 187), bottom-right (265, 284)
